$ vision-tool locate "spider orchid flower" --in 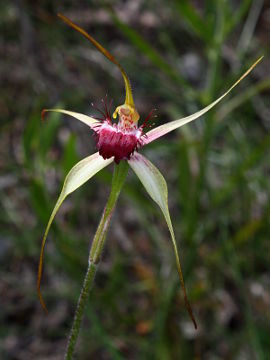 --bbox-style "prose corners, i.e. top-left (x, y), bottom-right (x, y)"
top-left (38, 13), bottom-right (262, 331)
